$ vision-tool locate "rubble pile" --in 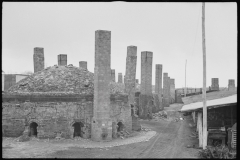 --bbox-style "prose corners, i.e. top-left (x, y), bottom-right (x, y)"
top-left (152, 111), bottom-right (168, 121)
top-left (7, 65), bottom-right (94, 94)
top-left (116, 130), bottom-right (131, 139)
top-left (6, 65), bottom-right (126, 95)
top-left (141, 127), bottom-right (151, 132)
